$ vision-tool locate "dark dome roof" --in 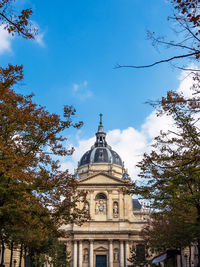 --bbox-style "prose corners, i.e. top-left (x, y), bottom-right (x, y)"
top-left (79, 147), bottom-right (123, 167)
top-left (78, 115), bottom-right (123, 168)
